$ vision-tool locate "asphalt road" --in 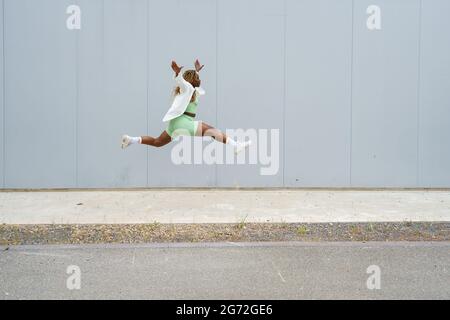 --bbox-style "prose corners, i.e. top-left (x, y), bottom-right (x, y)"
top-left (0, 242), bottom-right (449, 299)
